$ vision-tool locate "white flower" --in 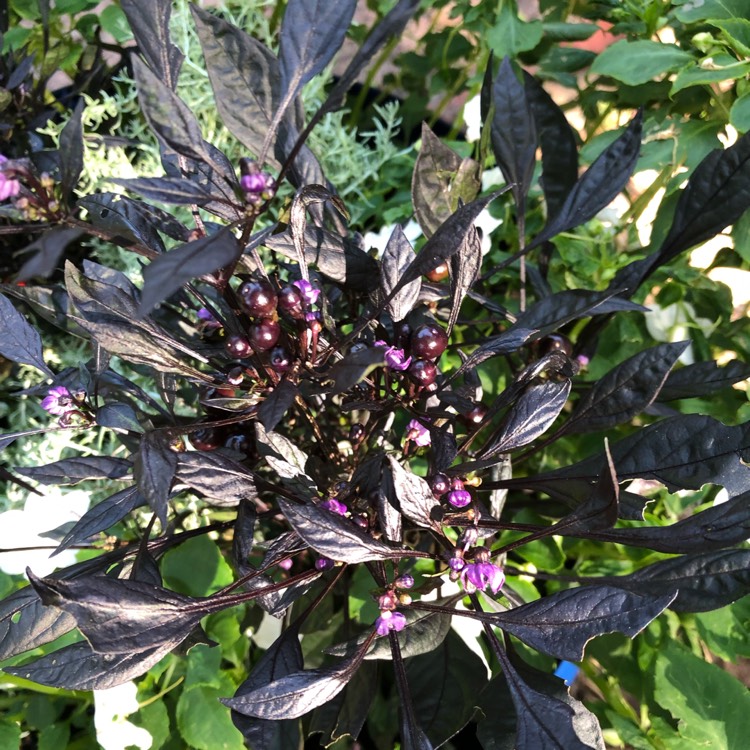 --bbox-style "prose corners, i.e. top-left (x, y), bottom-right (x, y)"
top-left (0, 490), bottom-right (90, 577)
top-left (463, 93), bottom-right (483, 143)
top-left (94, 681), bottom-right (153, 750)
top-left (644, 301), bottom-right (716, 365)
top-left (474, 208), bottom-right (503, 255)
top-left (481, 167), bottom-right (505, 192)
top-left (364, 220), bottom-right (422, 258)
